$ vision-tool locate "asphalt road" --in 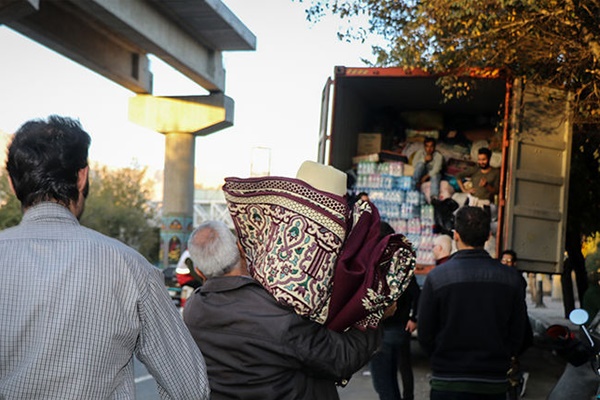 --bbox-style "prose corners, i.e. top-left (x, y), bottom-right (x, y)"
top-left (134, 358), bottom-right (160, 400)
top-left (135, 339), bottom-right (567, 400)
top-left (338, 339), bottom-right (568, 400)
